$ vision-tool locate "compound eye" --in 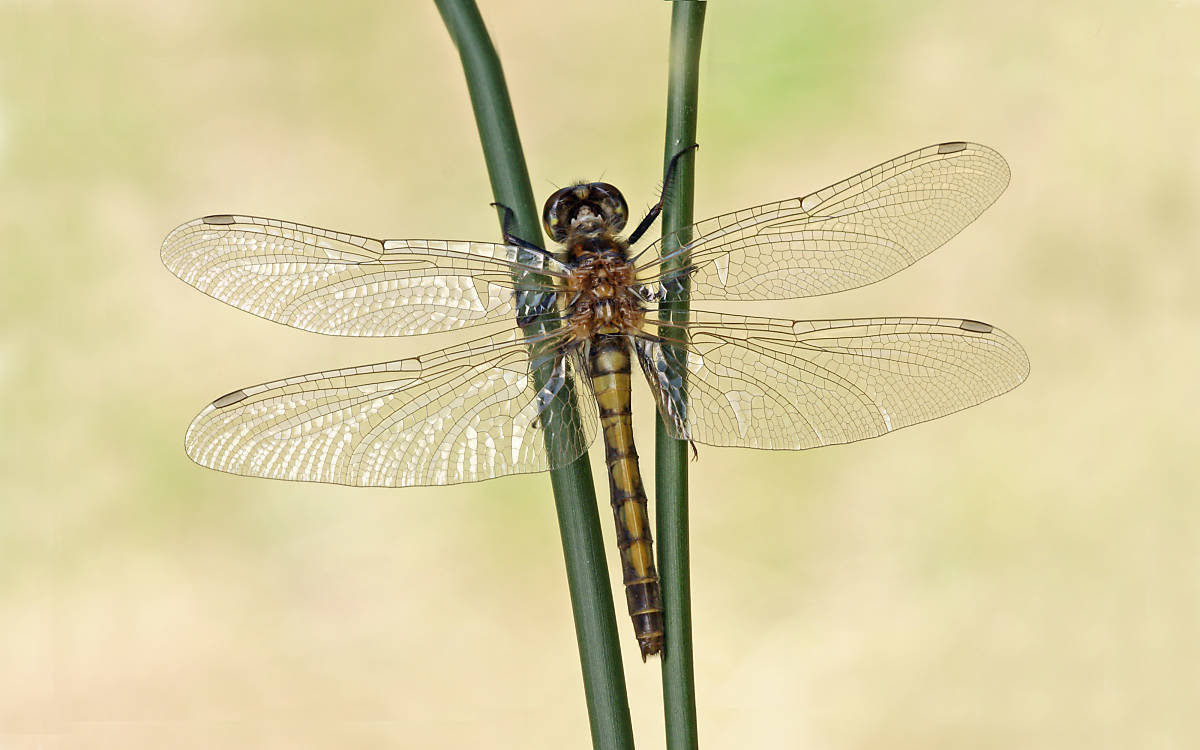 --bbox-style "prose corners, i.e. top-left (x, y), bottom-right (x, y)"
top-left (586, 183), bottom-right (628, 234)
top-left (542, 186), bottom-right (577, 243)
